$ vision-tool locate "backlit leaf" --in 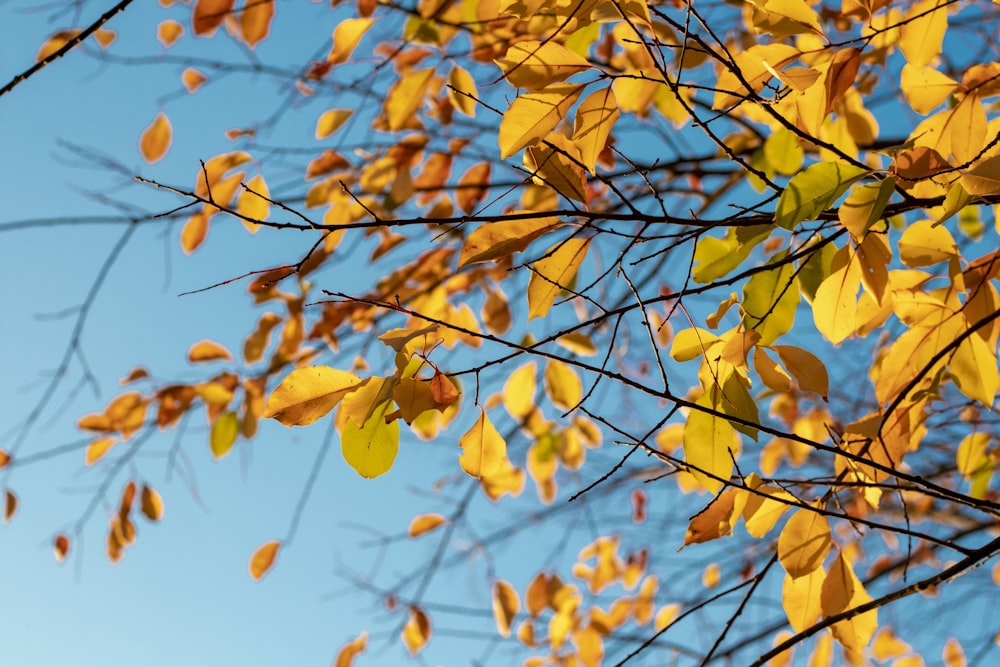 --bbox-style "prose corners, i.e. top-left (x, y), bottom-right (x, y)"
top-left (85, 436), bottom-right (117, 466)
top-left (157, 20), bottom-right (184, 47)
top-left (315, 109), bottom-right (353, 139)
top-left (544, 360), bottom-right (582, 411)
top-left (180, 211), bottom-right (209, 254)
top-left (943, 637), bottom-right (966, 667)
top-left (556, 332), bottom-right (597, 356)
top-left (248, 540), bottom-right (280, 580)
top-left (527, 237), bottom-right (590, 320)
top-left (341, 400), bottom-right (399, 478)
top-left (572, 85), bottom-right (619, 175)
top-left (458, 215), bottom-right (561, 267)
top-left (328, 17), bottom-right (374, 64)
top-left (181, 67), bottom-right (207, 93)
top-left (899, 0), bottom-right (947, 67)
top-left (139, 113), bottom-right (172, 164)
top-left (385, 67), bottom-right (435, 131)
top-left (408, 513), bottom-right (447, 537)
top-left (36, 30), bottom-right (81, 62)
top-left (499, 83), bottom-right (586, 159)
top-left (237, 174), bottom-right (270, 231)
top-left (334, 632), bottom-right (367, 667)
top-left (783, 568), bottom-right (824, 632)
top-left (496, 40), bottom-right (591, 90)
top-left (776, 162), bottom-right (870, 230)
top-left (140, 485), bottom-right (164, 522)
top-left (778, 509), bottom-right (831, 578)
top-left (210, 411), bottom-right (239, 459)
top-left (263, 366), bottom-right (361, 426)
top-left (459, 408), bottom-right (507, 478)
top-left (901, 64), bottom-right (957, 115)
top-left (503, 362), bottom-right (537, 419)
top-left (961, 155), bottom-right (1000, 195)
top-left (188, 339), bottom-right (233, 363)
top-left (402, 606), bottom-right (431, 655)
top-left (683, 399), bottom-right (736, 493)
top-left (447, 65), bottom-right (477, 117)
top-left (492, 579), bottom-right (520, 637)
top-left (772, 345), bottom-right (829, 398)
top-left (240, 0), bottom-right (274, 49)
